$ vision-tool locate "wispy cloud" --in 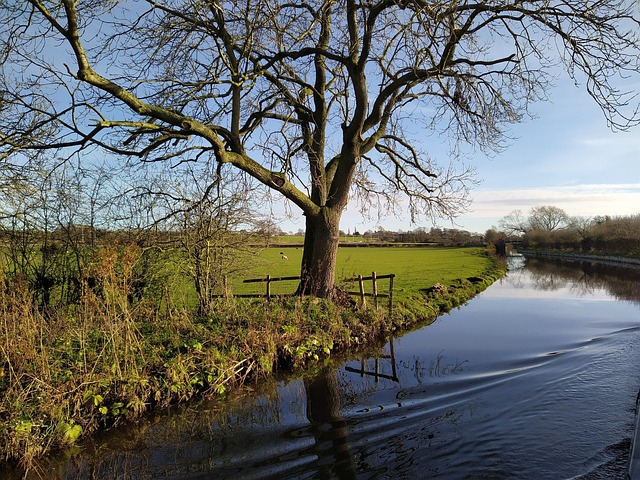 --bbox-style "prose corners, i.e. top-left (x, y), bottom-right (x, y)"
top-left (468, 183), bottom-right (640, 218)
